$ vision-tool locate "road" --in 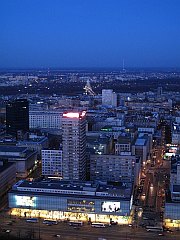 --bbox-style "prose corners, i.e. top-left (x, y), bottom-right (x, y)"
top-left (0, 217), bottom-right (180, 240)
top-left (133, 143), bottom-right (172, 229)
